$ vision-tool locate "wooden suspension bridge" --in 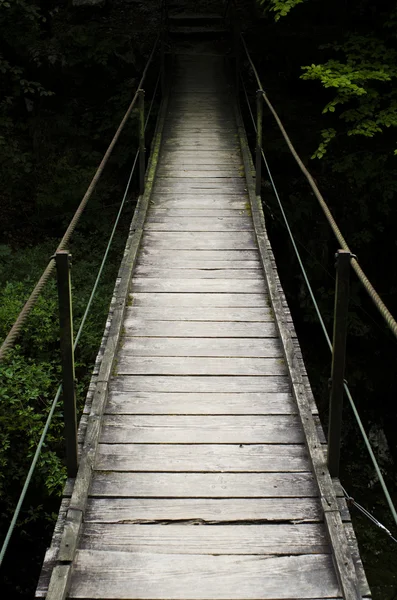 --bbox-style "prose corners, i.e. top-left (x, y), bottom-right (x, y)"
top-left (24, 4), bottom-right (374, 600)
